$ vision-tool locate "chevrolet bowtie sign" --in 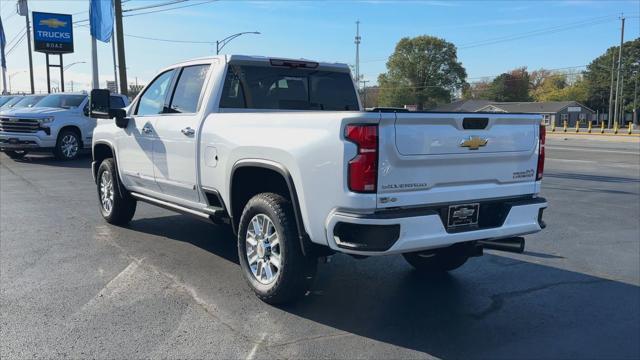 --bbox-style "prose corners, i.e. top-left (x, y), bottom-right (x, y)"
top-left (460, 136), bottom-right (489, 150)
top-left (32, 12), bottom-right (74, 54)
